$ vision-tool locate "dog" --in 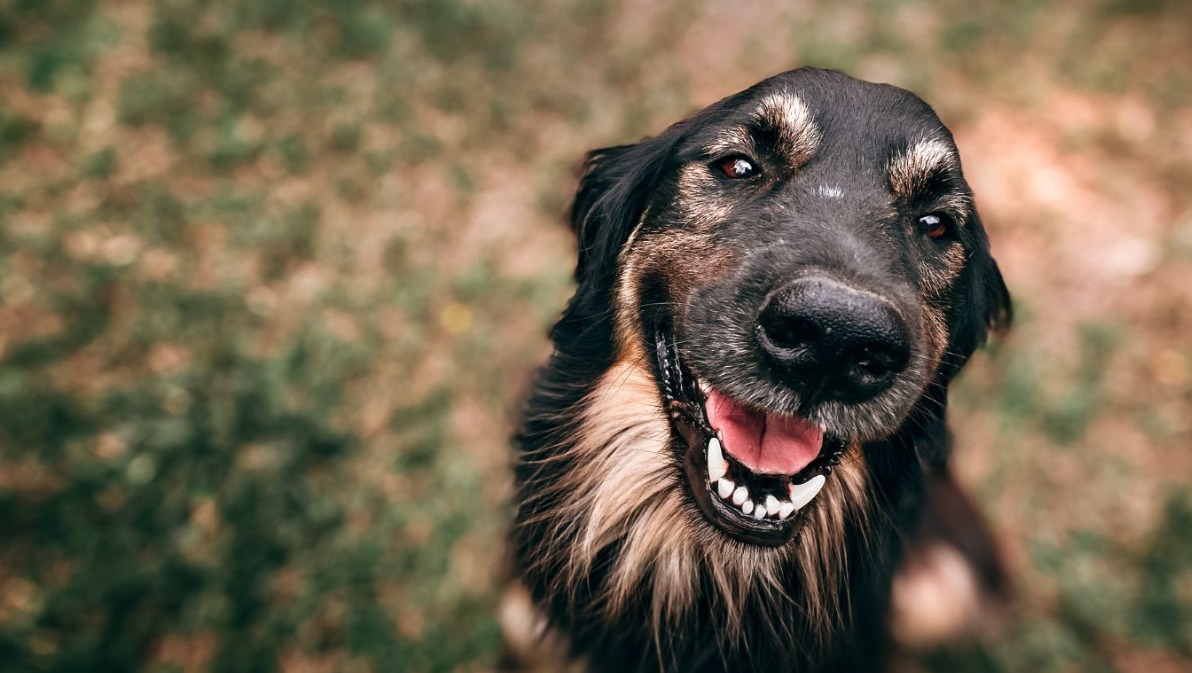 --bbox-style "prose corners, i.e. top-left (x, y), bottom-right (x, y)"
top-left (504, 68), bottom-right (1012, 673)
